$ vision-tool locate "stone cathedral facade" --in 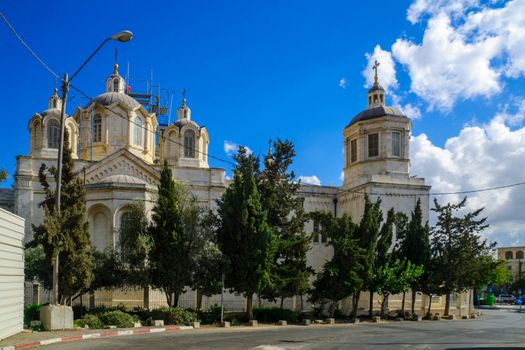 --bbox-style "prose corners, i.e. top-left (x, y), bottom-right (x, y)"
top-left (8, 63), bottom-right (472, 315)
